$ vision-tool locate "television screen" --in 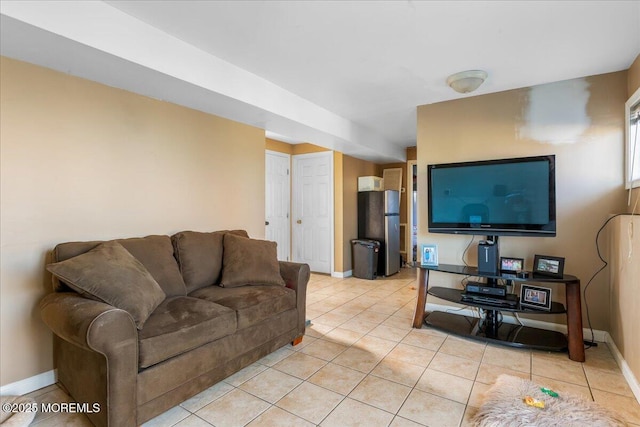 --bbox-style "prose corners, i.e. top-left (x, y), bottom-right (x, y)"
top-left (428, 155), bottom-right (556, 236)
